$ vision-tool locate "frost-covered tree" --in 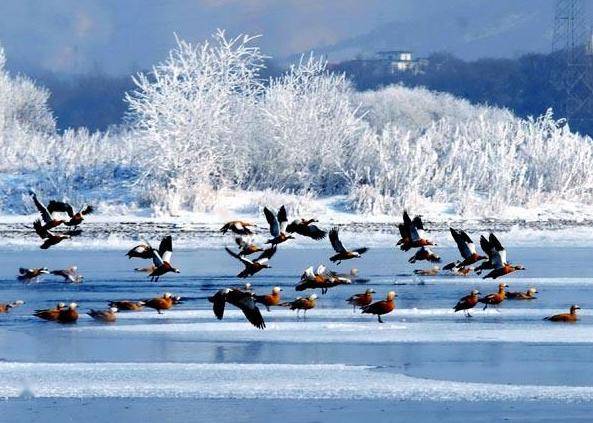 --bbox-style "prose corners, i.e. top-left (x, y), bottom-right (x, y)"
top-left (125, 30), bottom-right (266, 213)
top-left (0, 44), bottom-right (56, 175)
top-left (252, 56), bottom-right (367, 194)
top-left (0, 46), bottom-right (55, 136)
